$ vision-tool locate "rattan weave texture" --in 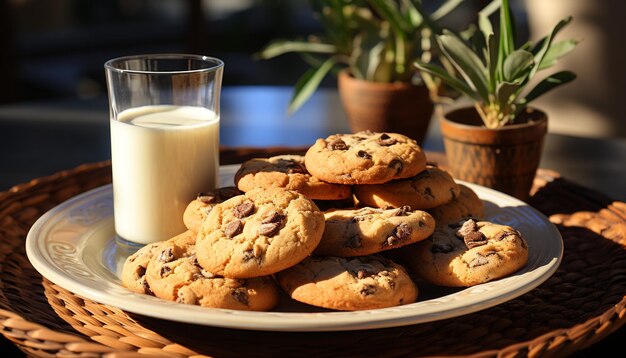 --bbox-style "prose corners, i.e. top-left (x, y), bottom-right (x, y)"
top-left (1, 156), bottom-right (625, 357)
